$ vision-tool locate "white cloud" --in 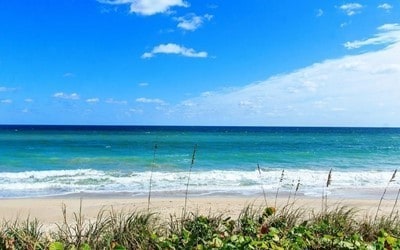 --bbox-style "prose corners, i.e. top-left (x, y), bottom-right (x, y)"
top-left (105, 98), bottom-right (127, 104)
top-left (86, 98), bottom-right (100, 103)
top-left (53, 92), bottom-right (80, 100)
top-left (129, 108), bottom-right (143, 114)
top-left (97, 0), bottom-right (189, 15)
top-left (24, 98), bottom-right (34, 103)
top-left (1, 99), bottom-right (12, 104)
top-left (63, 72), bottom-right (75, 78)
top-left (136, 97), bottom-right (167, 105)
top-left (378, 3), bottom-right (392, 11)
top-left (142, 43), bottom-right (208, 58)
top-left (340, 22), bottom-right (351, 28)
top-left (344, 23), bottom-right (400, 49)
top-left (339, 3), bottom-right (363, 16)
top-left (138, 82), bottom-right (149, 87)
top-left (0, 86), bottom-right (16, 92)
top-left (168, 24), bottom-right (400, 126)
top-left (316, 9), bottom-right (324, 17)
top-left (175, 13), bottom-right (213, 31)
